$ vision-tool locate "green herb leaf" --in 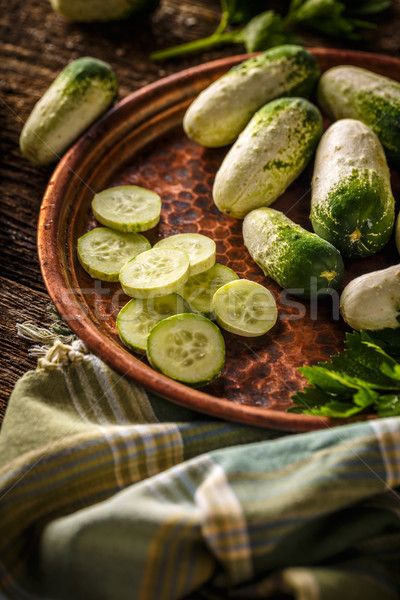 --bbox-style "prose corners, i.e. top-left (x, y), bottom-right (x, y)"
top-left (376, 394), bottom-right (400, 417)
top-left (287, 0), bottom-right (346, 22)
top-left (325, 353), bottom-right (398, 389)
top-left (299, 365), bottom-right (369, 393)
top-left (342, 0), bottom-right (391, 15)
top-left (225, 0), bottom-right (270, 24)
top-left (291, 326), bottom-right (400, 419)
top-left (290, 385), bottom-right (343, 410)
top-left (238, 11), bottom-right (299, 52)
top-left (150, 0), bottom-right (390, 61)
top-left (285, 0), bottom-right (381, 38)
